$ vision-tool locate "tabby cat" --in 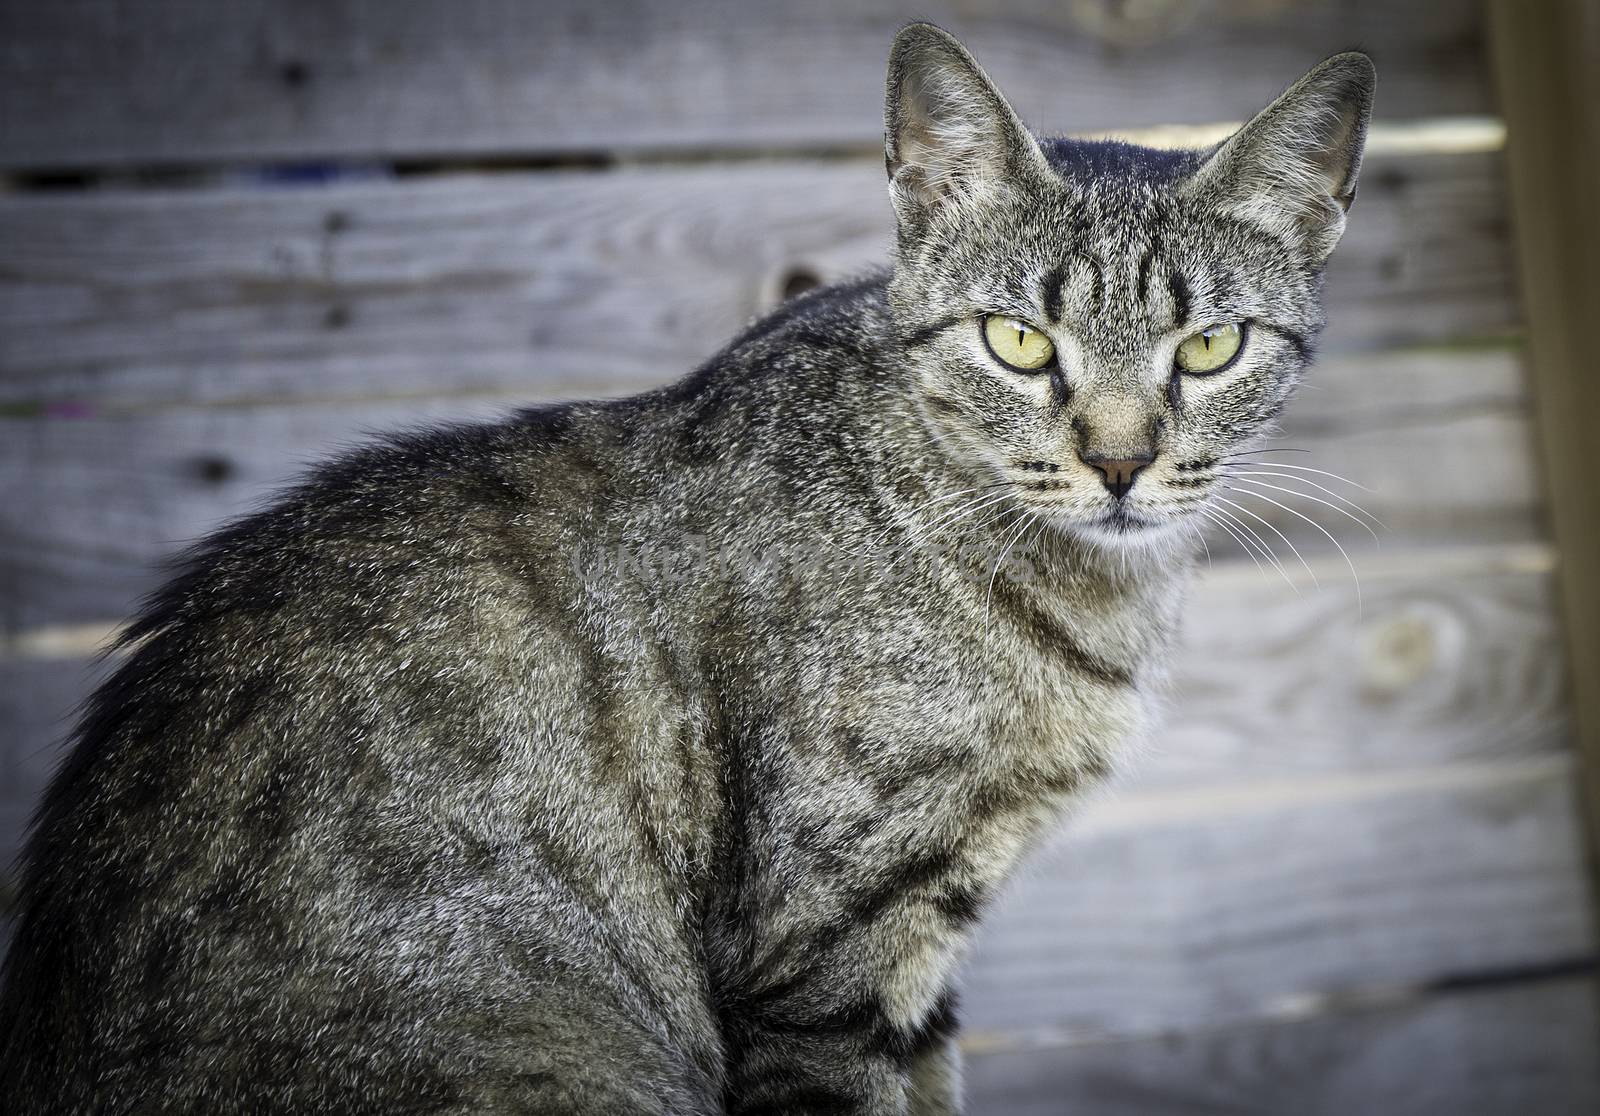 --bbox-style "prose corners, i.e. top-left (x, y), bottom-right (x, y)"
top-left (0, 23), bottom-right (1373, 1115)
